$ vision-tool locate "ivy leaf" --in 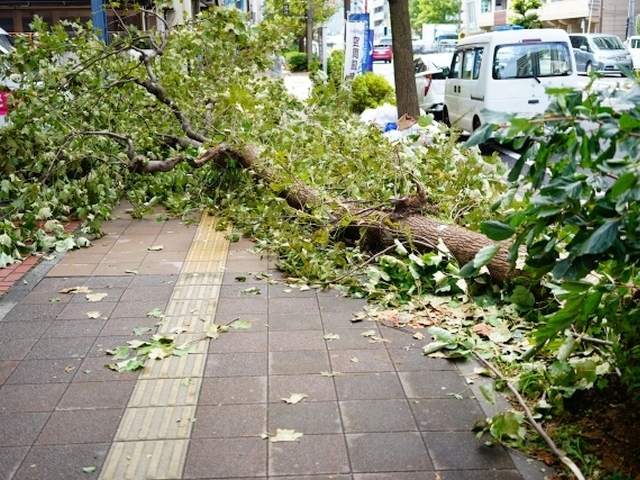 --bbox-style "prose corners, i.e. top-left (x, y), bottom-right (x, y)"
top-left (229, 320), bottom-right (252, 329)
